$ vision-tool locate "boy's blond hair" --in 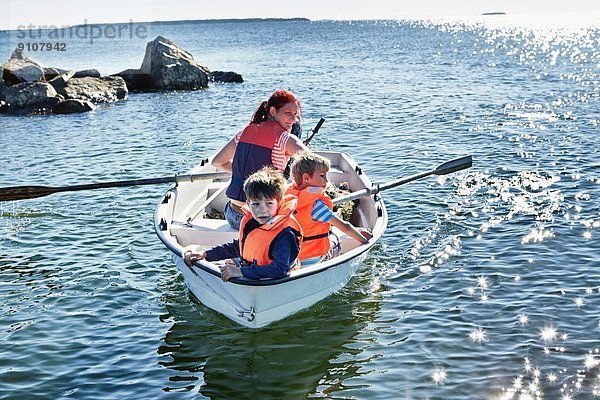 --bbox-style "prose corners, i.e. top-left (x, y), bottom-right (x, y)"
top-left (243, 167), bottom-right (286, 201)
top-left (290, 151), bottom-right (331, 185)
